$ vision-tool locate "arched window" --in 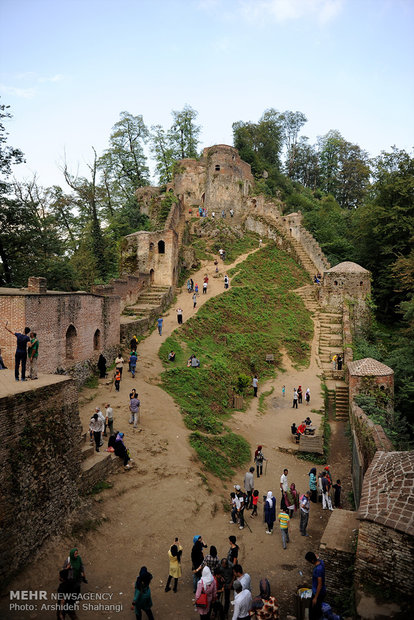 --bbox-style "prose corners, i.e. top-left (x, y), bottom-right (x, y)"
top-left (66, 325), bottom-right (77, 361)
top-left (158, 240), bottom-right (165, 254)
top-left (93, 329), bottom-right (101, 351)
top-left (215, 165), bottom-right (221, 171)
